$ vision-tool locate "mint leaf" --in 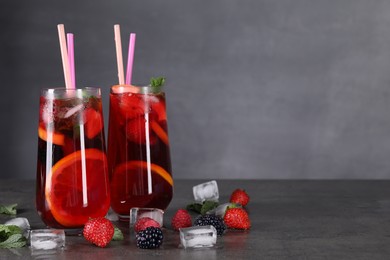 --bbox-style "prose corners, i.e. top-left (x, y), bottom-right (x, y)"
top-left (186, 203), bottom-right (203, 214)
top-left (0, 224), bottom-right (21, 236)
top-left (0, 225), bottom-right (26, 248)
top-left (112, 227), bottom-right (124, 241)
top-left (0, 204), bottom-right (17, 215)
top-left (200, 201), bottom-right (219, 215)
top-left (3, 225), bottom-right (22, 235)
top-left (150, 77), bottom-right (166, 88)
top-left (0, 234), bottom-right (26, 248)
top-left (187, 201), bottom-right (219, 215)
